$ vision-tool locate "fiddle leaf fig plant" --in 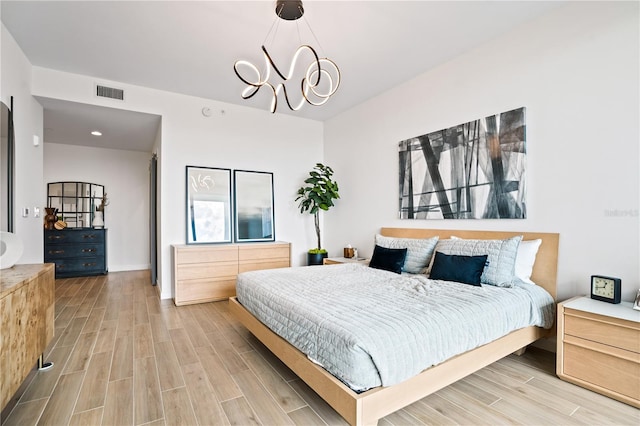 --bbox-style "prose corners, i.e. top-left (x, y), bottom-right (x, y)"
top-left (295, 163), bottom-right (340, 252)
